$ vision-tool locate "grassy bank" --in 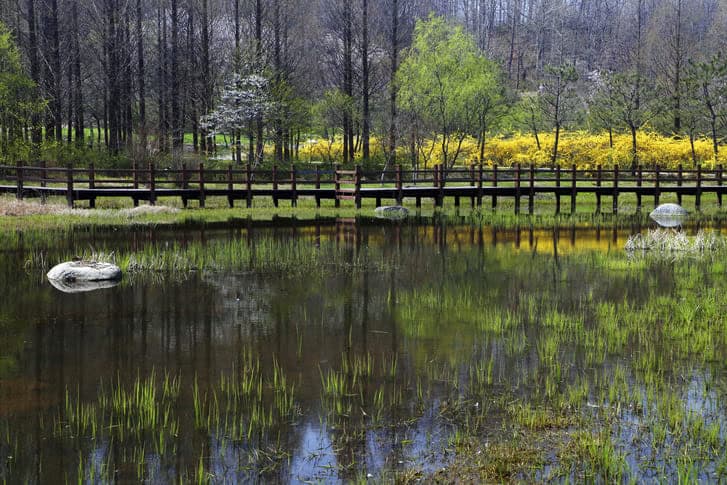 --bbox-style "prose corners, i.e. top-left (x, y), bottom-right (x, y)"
top-left (2, 188), bottom-right (727, 234)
